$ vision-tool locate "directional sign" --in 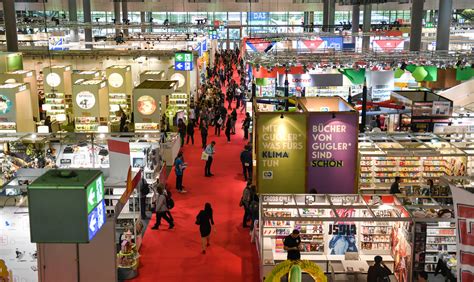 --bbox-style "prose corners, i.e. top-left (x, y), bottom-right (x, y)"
top-left (175, 52), bottom-right (193, 63)
top-left (87, 200), bottom-right (106, 241)
top-left (175, 61), bottom-right (194, 71)
top-left (86, 174), bottom-right (104, 213)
